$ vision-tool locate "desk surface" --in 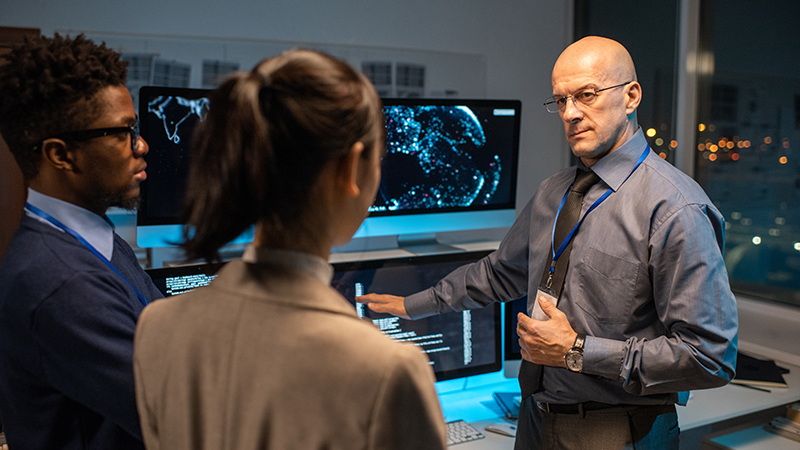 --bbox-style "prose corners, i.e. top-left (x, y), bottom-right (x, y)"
top-left (438, 359), bottom-right (800, 449)
top-left (678, 360), bottom-right (800, 430)
top-left (438, 376), bottom-right (518, 449)
top-left (449, 418), bottom-right (516, 450)
top-left (704, 423), bottom-right (800, 450)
